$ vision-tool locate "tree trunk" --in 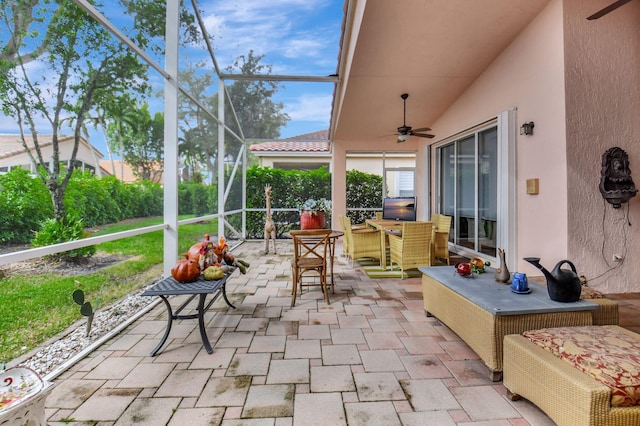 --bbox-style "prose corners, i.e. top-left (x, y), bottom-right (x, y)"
top-left (51, 183), bottom-right (66, 221)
